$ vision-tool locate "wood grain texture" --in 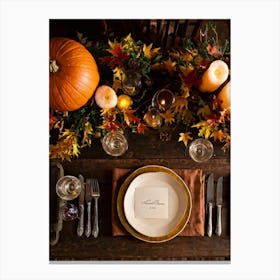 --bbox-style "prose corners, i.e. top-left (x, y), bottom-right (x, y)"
top-left (50, 129), bottom-right (230, 261)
